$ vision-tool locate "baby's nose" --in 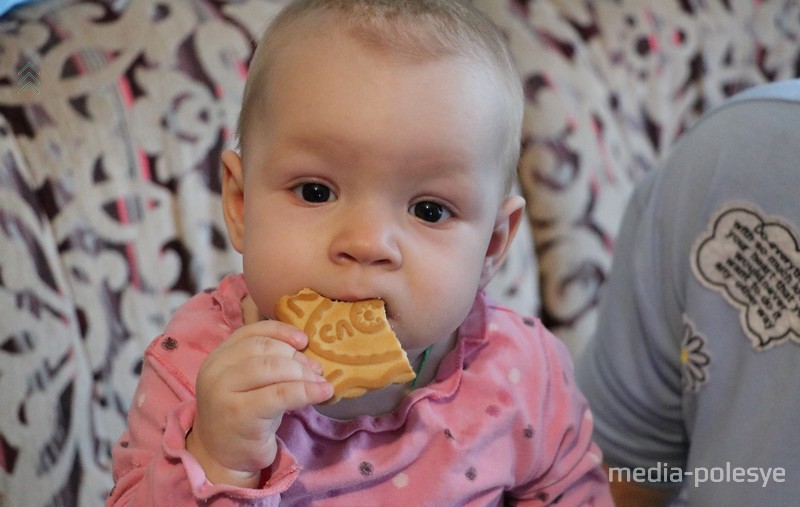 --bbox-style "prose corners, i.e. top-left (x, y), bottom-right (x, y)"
top-left (329, 210), bottom-right (402, 268)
